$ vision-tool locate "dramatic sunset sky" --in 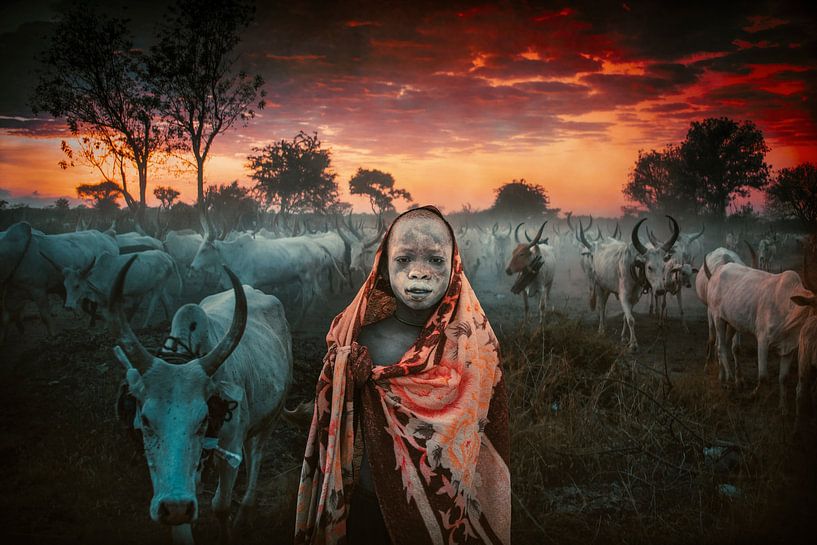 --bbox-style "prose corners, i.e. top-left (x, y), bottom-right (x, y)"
top-left (0, 0), bottom-right (815, 215)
